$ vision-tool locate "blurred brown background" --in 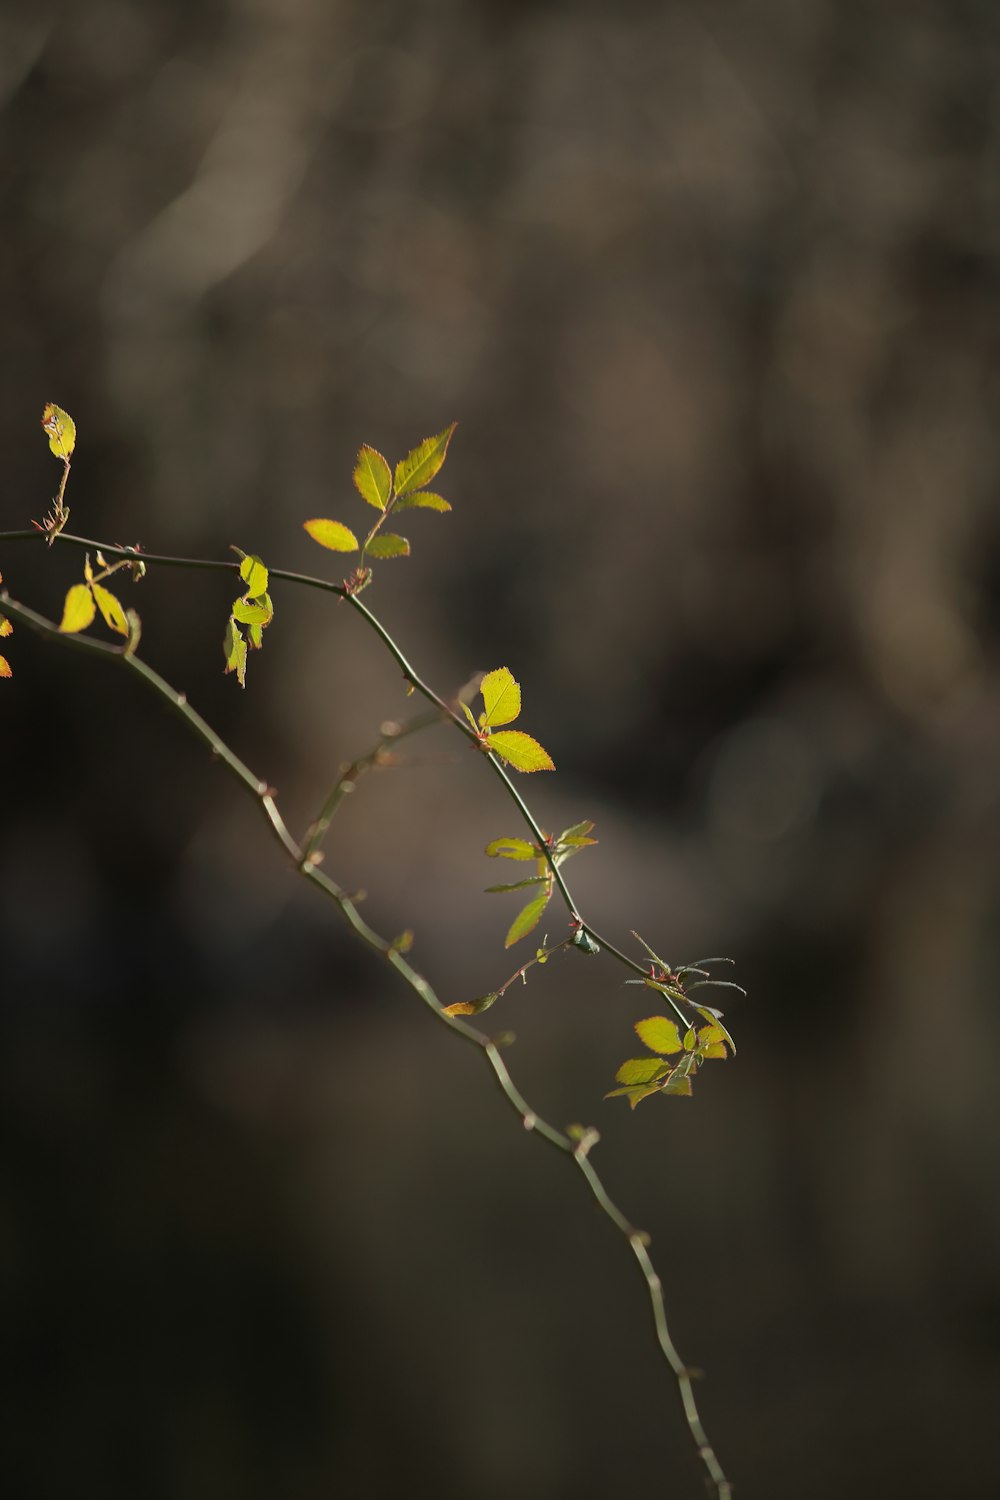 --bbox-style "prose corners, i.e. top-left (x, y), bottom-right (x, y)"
top-left (2, 2), bottom-right (1000, 1497)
